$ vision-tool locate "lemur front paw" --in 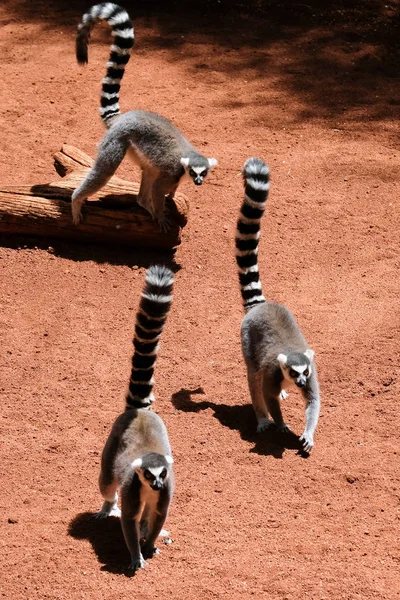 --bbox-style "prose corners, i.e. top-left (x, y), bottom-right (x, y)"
top-left (94, 506), bottom-right (121, 519)
top-left (94, 500), bottom-right (121, 519)
top-left (276, 423), bottom-right (291, 434)
top-left (141, 545), bottom-right (160, 560)
top-left (257, 417), bottom-right (274, 433)
top-left (128, 554), bottom-right (147, 572)
top-left (71, 206), bottom-right (83, 226)
top-left (299, 432), bottom-right (314, 453)
top-left (94, 510), bottom-right (109, 520)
